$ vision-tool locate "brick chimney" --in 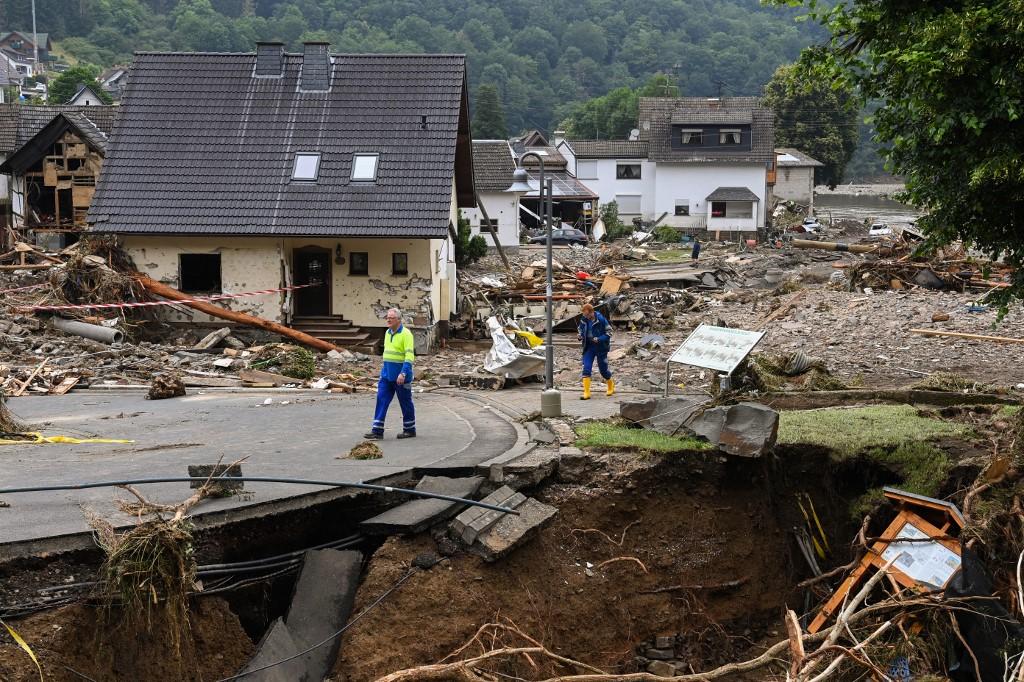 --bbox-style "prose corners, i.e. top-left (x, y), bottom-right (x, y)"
top-left (255, 42), bottom-right (284, 77)
top-left (300, 42), bottom-right (331, 91)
